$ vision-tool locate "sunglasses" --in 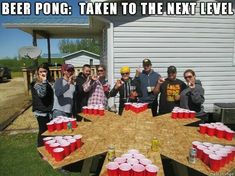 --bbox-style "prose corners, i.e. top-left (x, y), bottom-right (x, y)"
top-left (184, 75), bottom-right (193, 79)
top-left (121, 72), bottom-right (130, 75)
top-left (98, 70), bottom-right (104, 72)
